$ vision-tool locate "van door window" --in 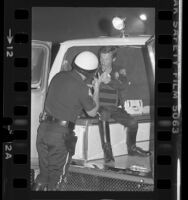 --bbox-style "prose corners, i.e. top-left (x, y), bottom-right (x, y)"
top-left (147, 39), bottom-right (155, 76)
top-left (32, 46), bottom-right (47, 89)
